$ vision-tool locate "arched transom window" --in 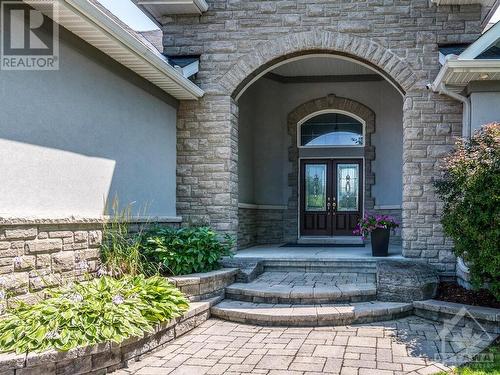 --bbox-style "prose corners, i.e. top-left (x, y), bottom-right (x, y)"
top-left (299, 111), bottom-right (364, 147)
